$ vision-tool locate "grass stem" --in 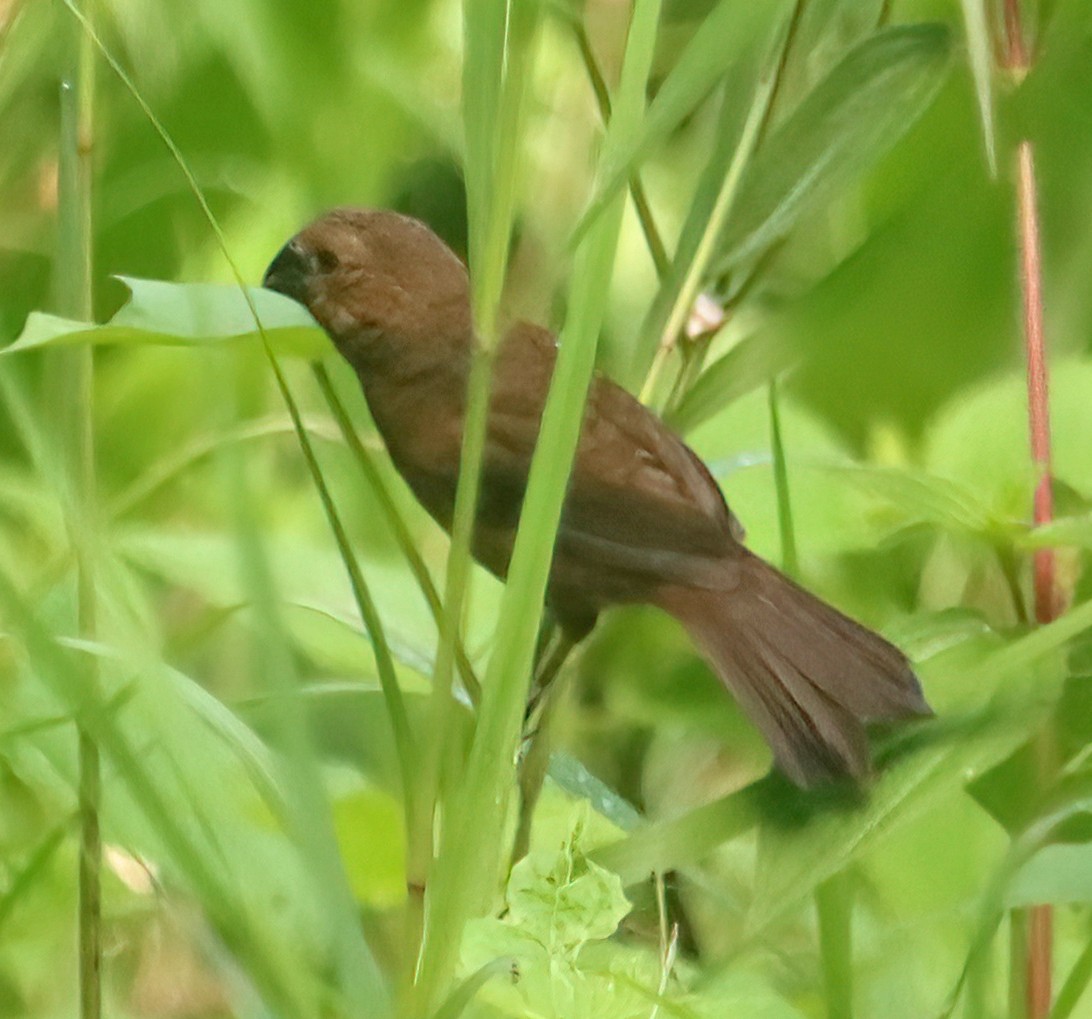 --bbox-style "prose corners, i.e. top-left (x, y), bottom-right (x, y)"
top-left (56, 8), bottom-right (101, 1017)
